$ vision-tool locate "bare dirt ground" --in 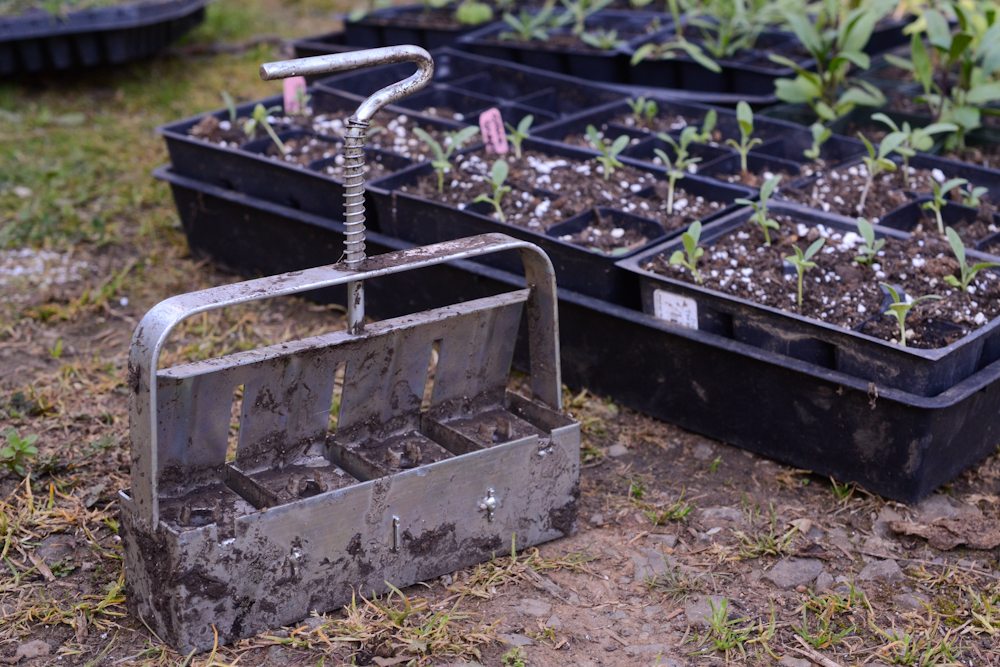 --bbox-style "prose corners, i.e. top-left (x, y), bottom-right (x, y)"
top-left (1, 2), bottom-right (1000, 666)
